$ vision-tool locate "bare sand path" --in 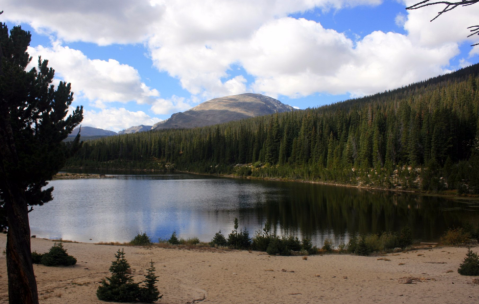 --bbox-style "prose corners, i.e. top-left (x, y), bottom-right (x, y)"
top-left (0, 234), bottom-right (478, 304)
